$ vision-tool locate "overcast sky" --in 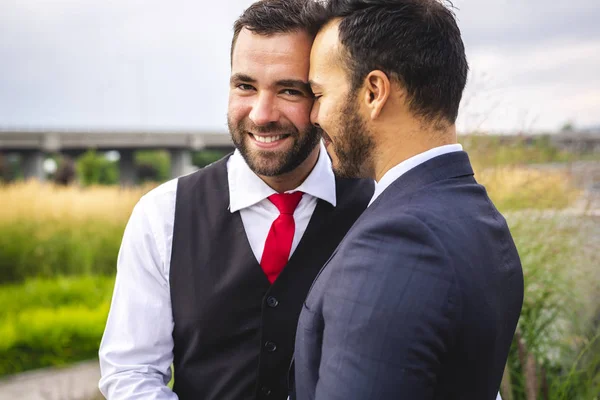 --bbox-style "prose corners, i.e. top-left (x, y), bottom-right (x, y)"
top-left (0, 0), bottom-right (598, 134)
